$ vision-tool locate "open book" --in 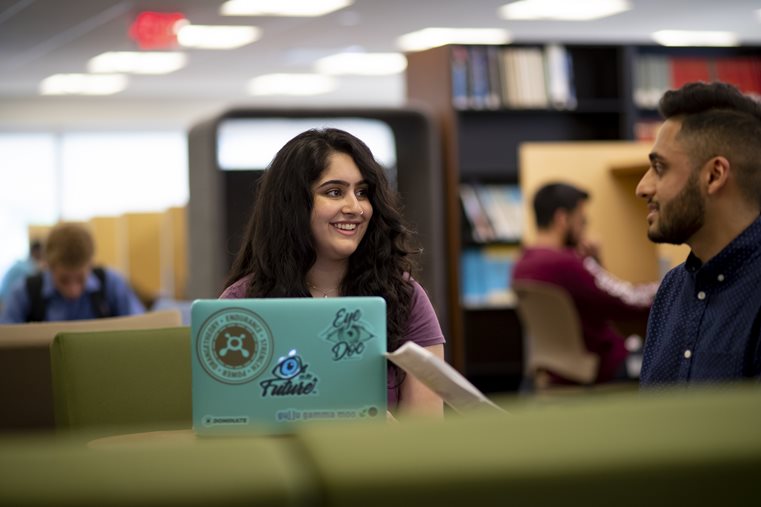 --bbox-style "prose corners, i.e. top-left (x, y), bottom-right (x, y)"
top-left (386, 342), bottom-right (506, 414)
